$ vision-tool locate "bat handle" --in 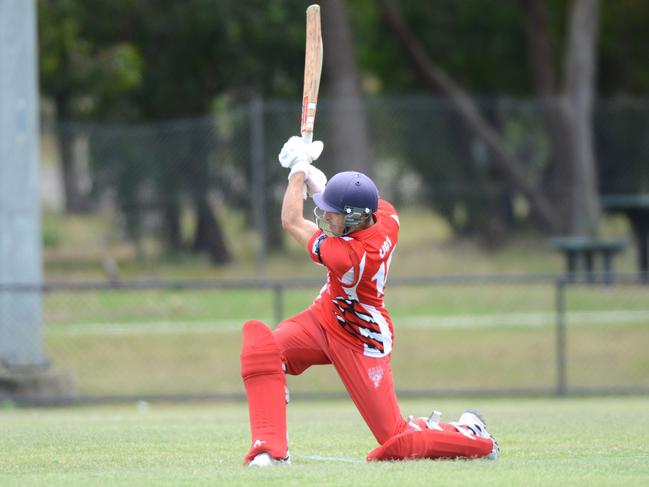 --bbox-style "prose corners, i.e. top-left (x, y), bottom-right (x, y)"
top-left (301, 131), bottom-right (313, 144)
